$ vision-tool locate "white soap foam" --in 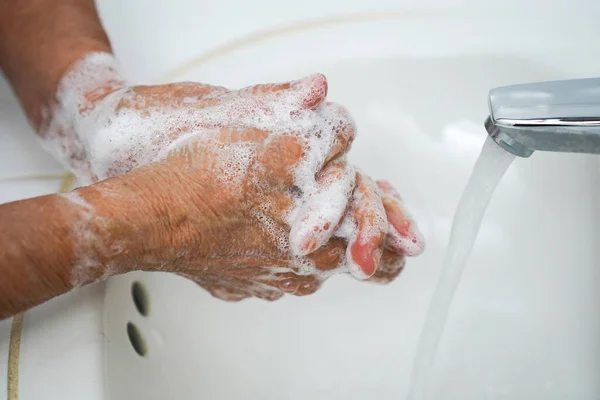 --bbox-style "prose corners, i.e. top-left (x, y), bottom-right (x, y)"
top-left (40, 53), bottom-right (126, 184)
top-left (355, 172), bottom-right (389, 245)
top-left (58, 192), bottom-right (105, 286)
top-left (289, 161), bottom-right (355, 256)
top-left (342, 172), bottom-right (389, 280)
top-left (42, 52), bottom-right (424, 291)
